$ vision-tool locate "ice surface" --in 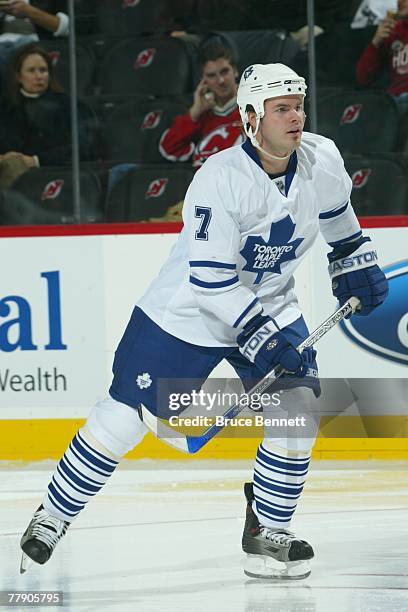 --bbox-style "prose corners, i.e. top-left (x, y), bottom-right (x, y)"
top-left (1, 460), bottom-right (407, 612)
